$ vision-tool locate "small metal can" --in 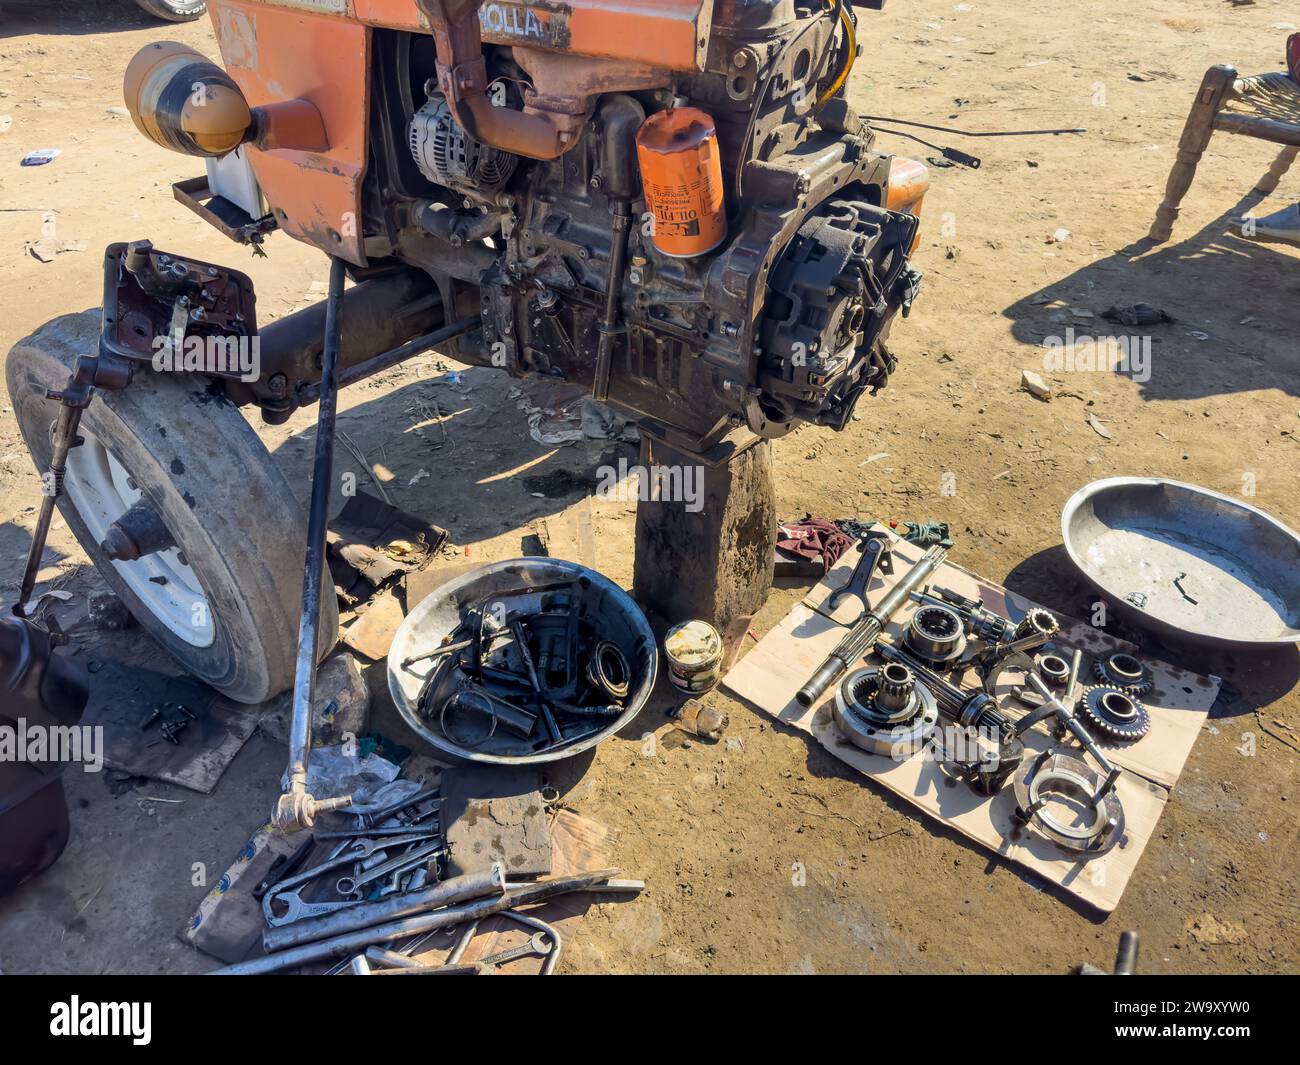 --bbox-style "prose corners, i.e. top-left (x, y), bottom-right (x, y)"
top-left (663, 620), bottom-right (723, 695)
